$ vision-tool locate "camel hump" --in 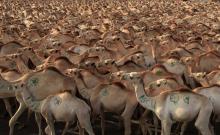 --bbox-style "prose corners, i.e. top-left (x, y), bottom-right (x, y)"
top-left (54, 56), bottom-right (72, 64)
top-left (44, 66), bottom-right (66, 76)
